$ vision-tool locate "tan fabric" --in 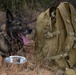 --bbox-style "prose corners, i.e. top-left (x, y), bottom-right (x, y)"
top-left (36, 2), bottom-right (76, 68)
top-left (65, 68), bottom-right (76, 75)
